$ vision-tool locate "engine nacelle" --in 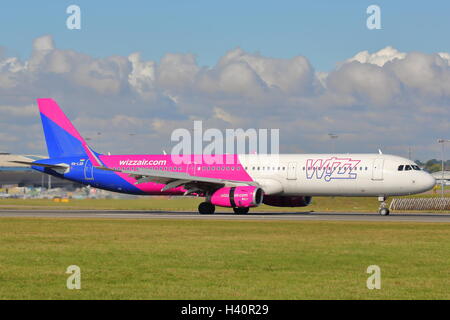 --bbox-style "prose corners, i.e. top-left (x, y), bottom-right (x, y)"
top-left (263, 195), bottom-right (312, 207)
top-left (210, 186), bottom-right (263, 208)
